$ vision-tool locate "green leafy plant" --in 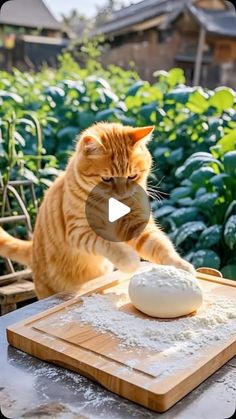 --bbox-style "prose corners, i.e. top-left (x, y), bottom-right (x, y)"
top-left (153, 147), bottom-right (236, 275)
top-left (0, 57), bottom-right (235, 278)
